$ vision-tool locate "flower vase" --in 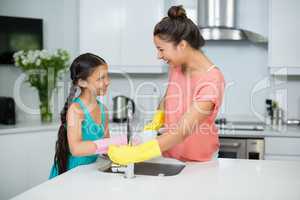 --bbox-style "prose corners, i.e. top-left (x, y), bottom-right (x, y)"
top-left (38, 90), bottom-right (53, 123)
